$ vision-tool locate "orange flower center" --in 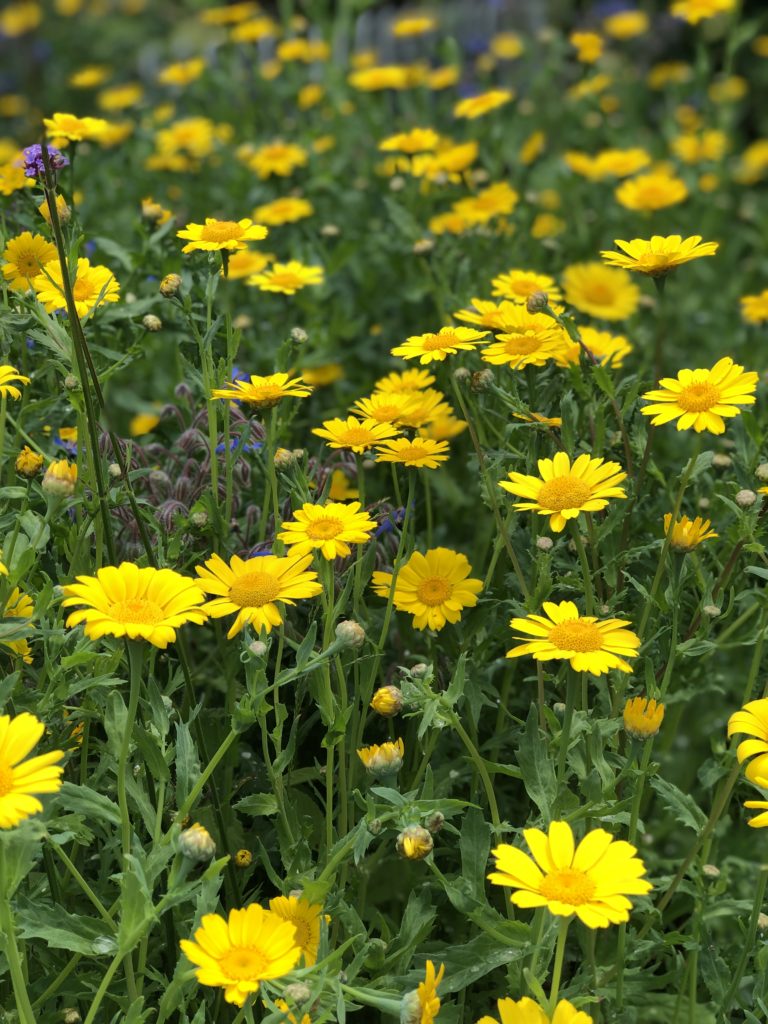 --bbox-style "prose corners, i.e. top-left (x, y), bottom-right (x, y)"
top-left (537, 476), bottom-right (592, 510)
top-left (16, 251), bottom-right (41, 277)
top-left (340, 427), bottom-right (375, 447)
top-left (229, 572), bottom-right (281, 608)
top-left (0, 764), bottom-right (14, 797)
top-left (548, 619), bottom-right (604, 652)
top-left (219, 946), bottom-right (269, 980)
top-left (395, 443), bottom-right (430, 461)
top-left (72, 277), bottom-right (93, 301)
top-left (200, 221), bottom-right (242, 243)
top-left (422, 333), bottom-right (458, 351)
top-left (416, 576), bottom-right (452, 606)
top-left (267, 271), bottom-right (303, 289)
top-left (539, 867), bottom-right (597, 906)
top-left (502, 333), bottom-right (545, 354)
top-left (110, 598), bottom-right (163, 625)
top-left (583, 282), bottom-right (615, 305)
top-left (306, 517), bottom-right (344, 540)
top-left (676, 381), bottom-right (720, 412)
